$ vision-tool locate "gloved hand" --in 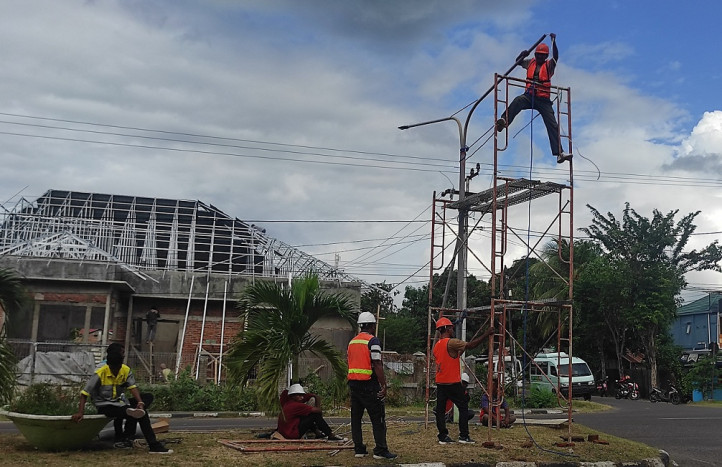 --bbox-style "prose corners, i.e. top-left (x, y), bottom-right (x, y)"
top-left (515, 50), bottom-right (528, 62)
